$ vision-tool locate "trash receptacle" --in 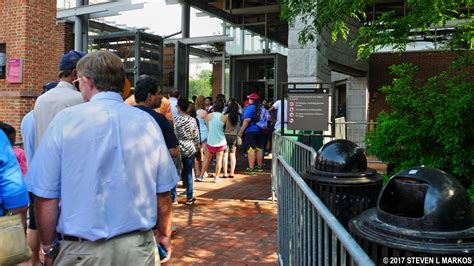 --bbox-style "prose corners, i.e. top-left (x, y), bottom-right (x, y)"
top-left (350, 166), bottom-right (474, 265)
top-left (302, 139), bottom-right (384, 228)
